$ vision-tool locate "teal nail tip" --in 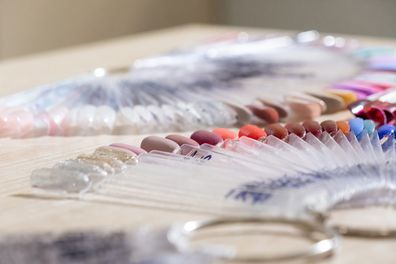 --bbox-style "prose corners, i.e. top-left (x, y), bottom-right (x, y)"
top-left (349, 118), bottom-right (364, 136)
top-left (363, 119), bottom-right (375, 134)
top-left (378, 124), bottom-right (396, 139)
